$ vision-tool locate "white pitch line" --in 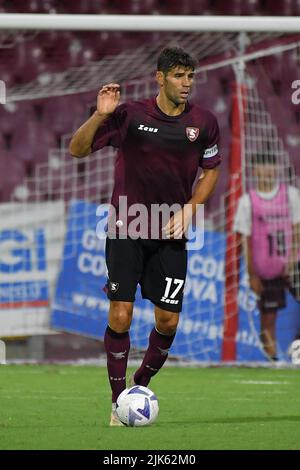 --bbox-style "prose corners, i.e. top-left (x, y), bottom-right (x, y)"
top-left (0, 395), bottom-right (92, 400)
